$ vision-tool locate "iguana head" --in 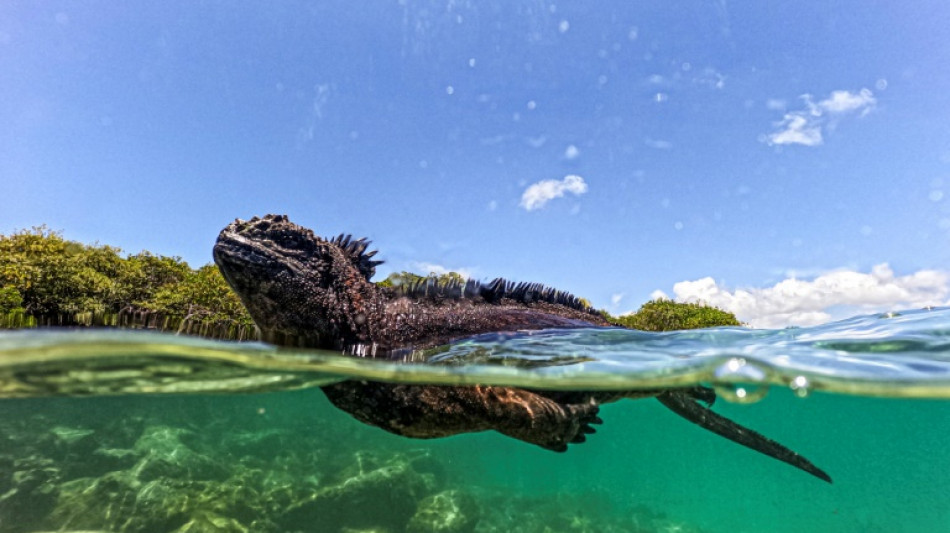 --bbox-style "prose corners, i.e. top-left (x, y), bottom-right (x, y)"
top-left (213, 214), bottom-right (382, 348)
